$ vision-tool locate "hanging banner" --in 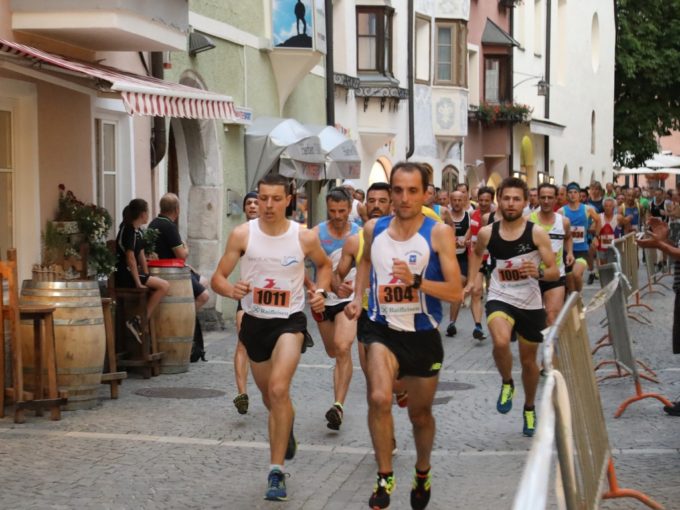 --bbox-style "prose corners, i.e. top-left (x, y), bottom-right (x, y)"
top-left (272, 0), bottom-right (327, 54)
